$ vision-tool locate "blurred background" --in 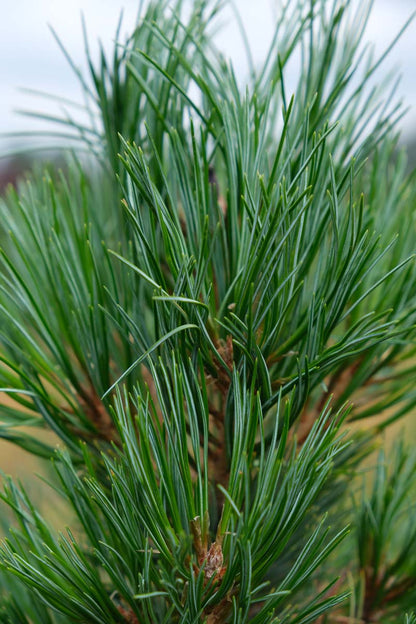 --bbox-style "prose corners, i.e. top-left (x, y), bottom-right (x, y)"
top-left (0, 0), bottom-right (415, 496)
